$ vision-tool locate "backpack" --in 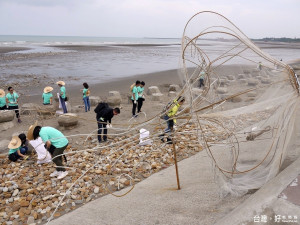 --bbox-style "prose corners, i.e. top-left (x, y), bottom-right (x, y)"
top-left (130, 83), bottom-right (135, 93)
top-left (94, 102), bottom-right (109, 119)
top-left (160, 96), bottom-right (185, 119)
top-left (160, 100), bottom-right (176, 119)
